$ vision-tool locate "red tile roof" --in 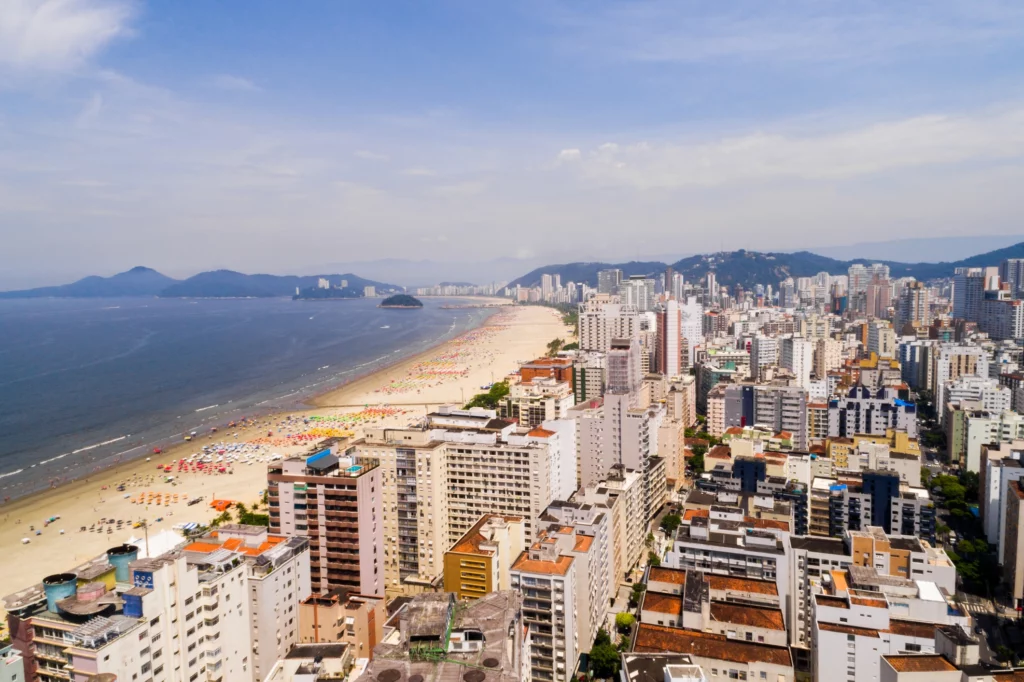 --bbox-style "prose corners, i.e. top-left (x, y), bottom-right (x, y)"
top-left (634, 625), bottom-right (792, 667)
top-left (642, 592), bottom-right (683, 616)
top-left (648, 567), bottom-right (687, 586)
top-left (511, 552), bottom-right (573, 576)
top-left (709, 602), bottom-right (785, 630)
top-left (705, 575), bottom-right (778, 596)
top-left (883, 655), bottom-right (957, 672)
